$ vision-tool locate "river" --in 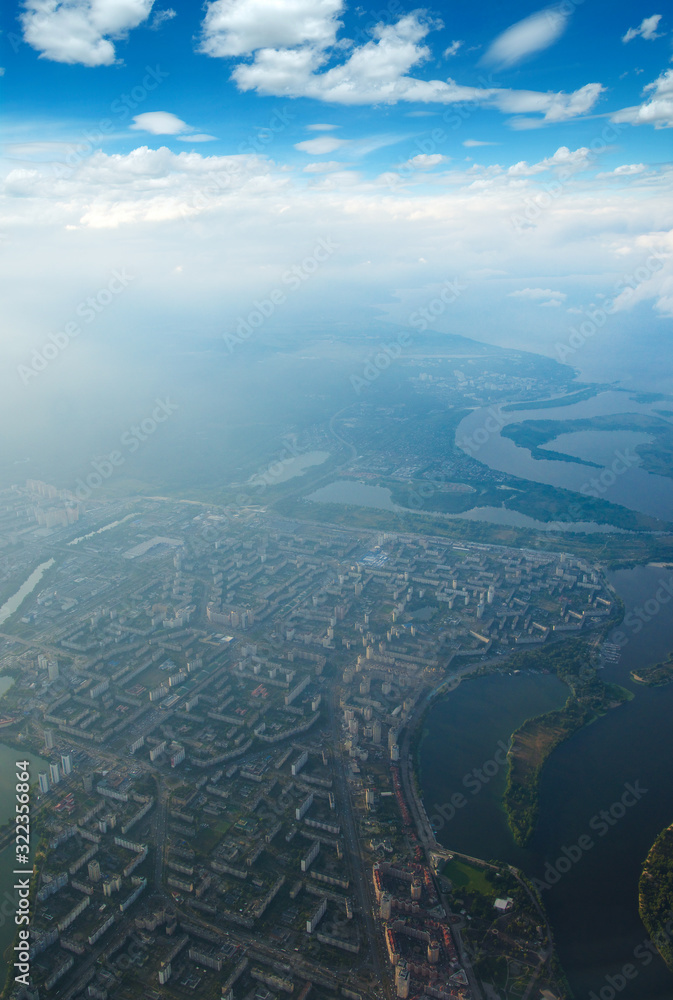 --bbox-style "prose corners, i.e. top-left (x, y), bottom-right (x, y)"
top-left (0, 560), bottom-right (55, 627)
top-left (455, 390), bottom-right (673, 522)
top-left (308, 479), bottom-right (630, 533)
top-left (419, 564), bottom-right (673, 999)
